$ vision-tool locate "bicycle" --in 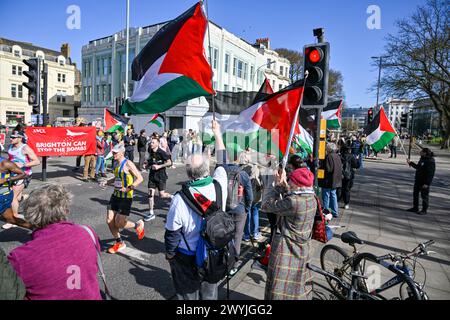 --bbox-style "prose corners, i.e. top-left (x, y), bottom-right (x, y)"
top-left (309, 231), bottom-right (435, 300)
